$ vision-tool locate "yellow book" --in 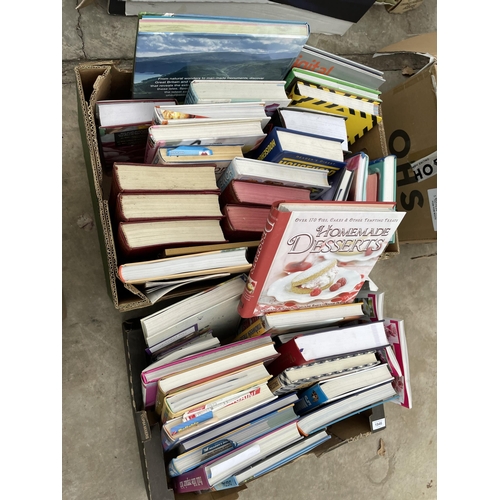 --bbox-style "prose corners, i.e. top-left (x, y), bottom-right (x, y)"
top-left (287, 81), bottom-right (382, 146)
